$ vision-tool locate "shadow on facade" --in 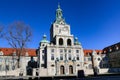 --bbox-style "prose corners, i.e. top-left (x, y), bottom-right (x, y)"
top-left (26, 57), bottom-right (38, 76)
